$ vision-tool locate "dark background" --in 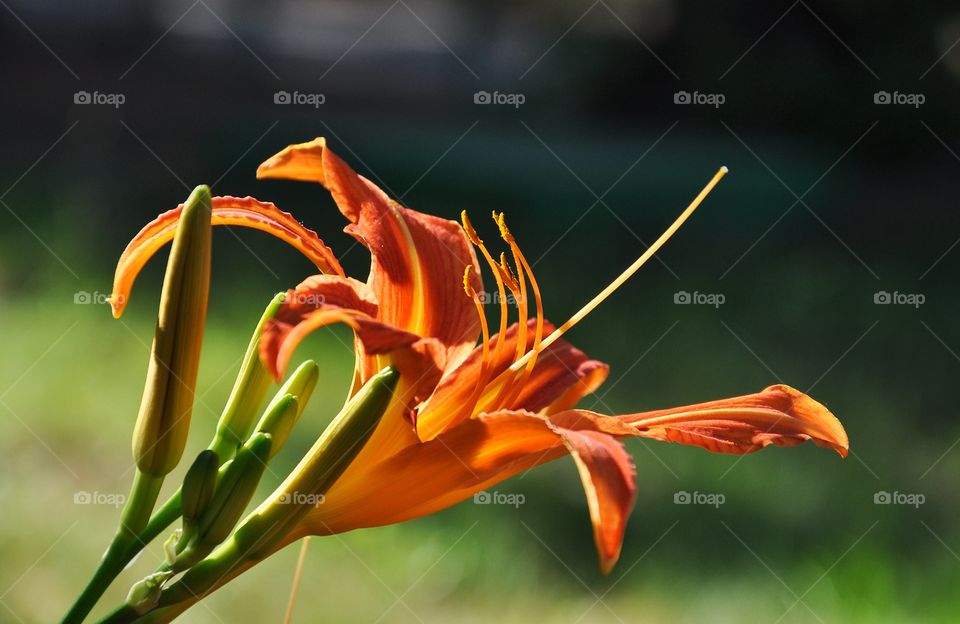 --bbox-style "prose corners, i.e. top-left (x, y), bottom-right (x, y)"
top-left (2, 1), bottom-right (959, 622)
